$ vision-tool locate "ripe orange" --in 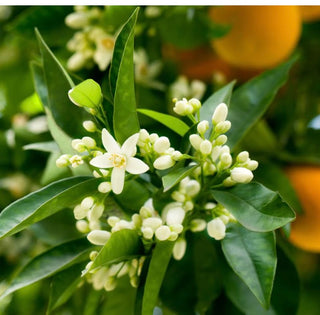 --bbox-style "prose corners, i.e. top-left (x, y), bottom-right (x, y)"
top-left (299, 6), bottom-right (320, 22)
top-left (286, 166), bottom-right (320, 252)
top-left (210, 6), bottom-right (301, 70)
